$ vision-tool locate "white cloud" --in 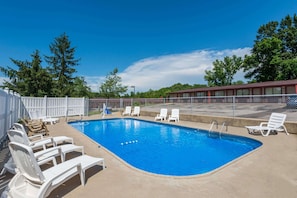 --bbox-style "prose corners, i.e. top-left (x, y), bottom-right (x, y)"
top-left (84, 47), bottom-right (251, 92)
top-left (1, 48), bottom-right (251, 93)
